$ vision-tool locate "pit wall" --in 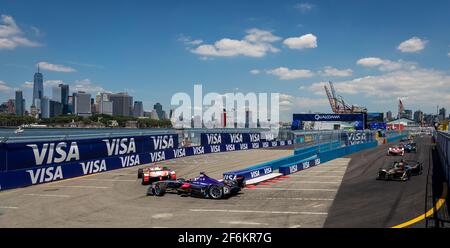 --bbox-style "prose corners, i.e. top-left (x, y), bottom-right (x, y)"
top-left (0, 139), bottom-right (293, 191)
